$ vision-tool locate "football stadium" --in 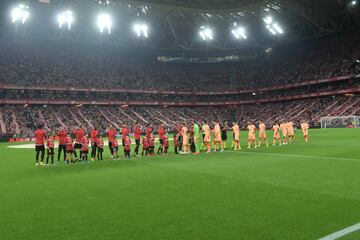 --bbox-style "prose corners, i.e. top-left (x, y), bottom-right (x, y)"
top-left (0, 0), bottom-right (360, 239)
